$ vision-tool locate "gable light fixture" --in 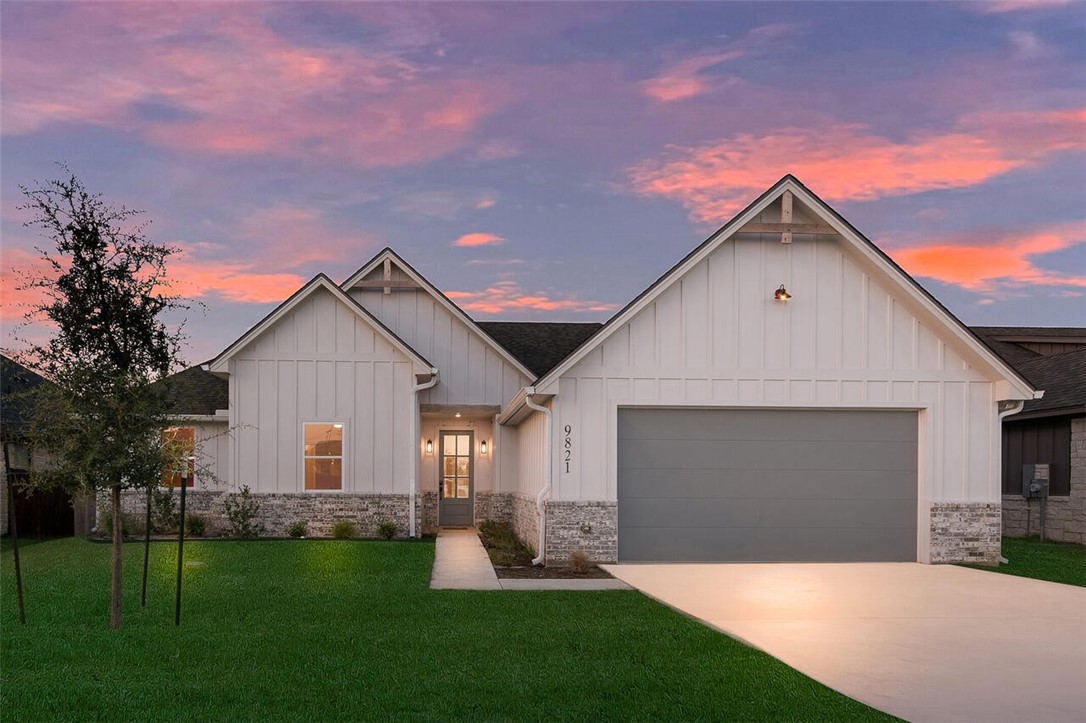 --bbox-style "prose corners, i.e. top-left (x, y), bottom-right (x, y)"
top-left (480, 439), bottom-right (488, 455)
top-left (774, 284), bottom-right (792, 301)
top-left (425, 439), bottom-right (434, 455)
